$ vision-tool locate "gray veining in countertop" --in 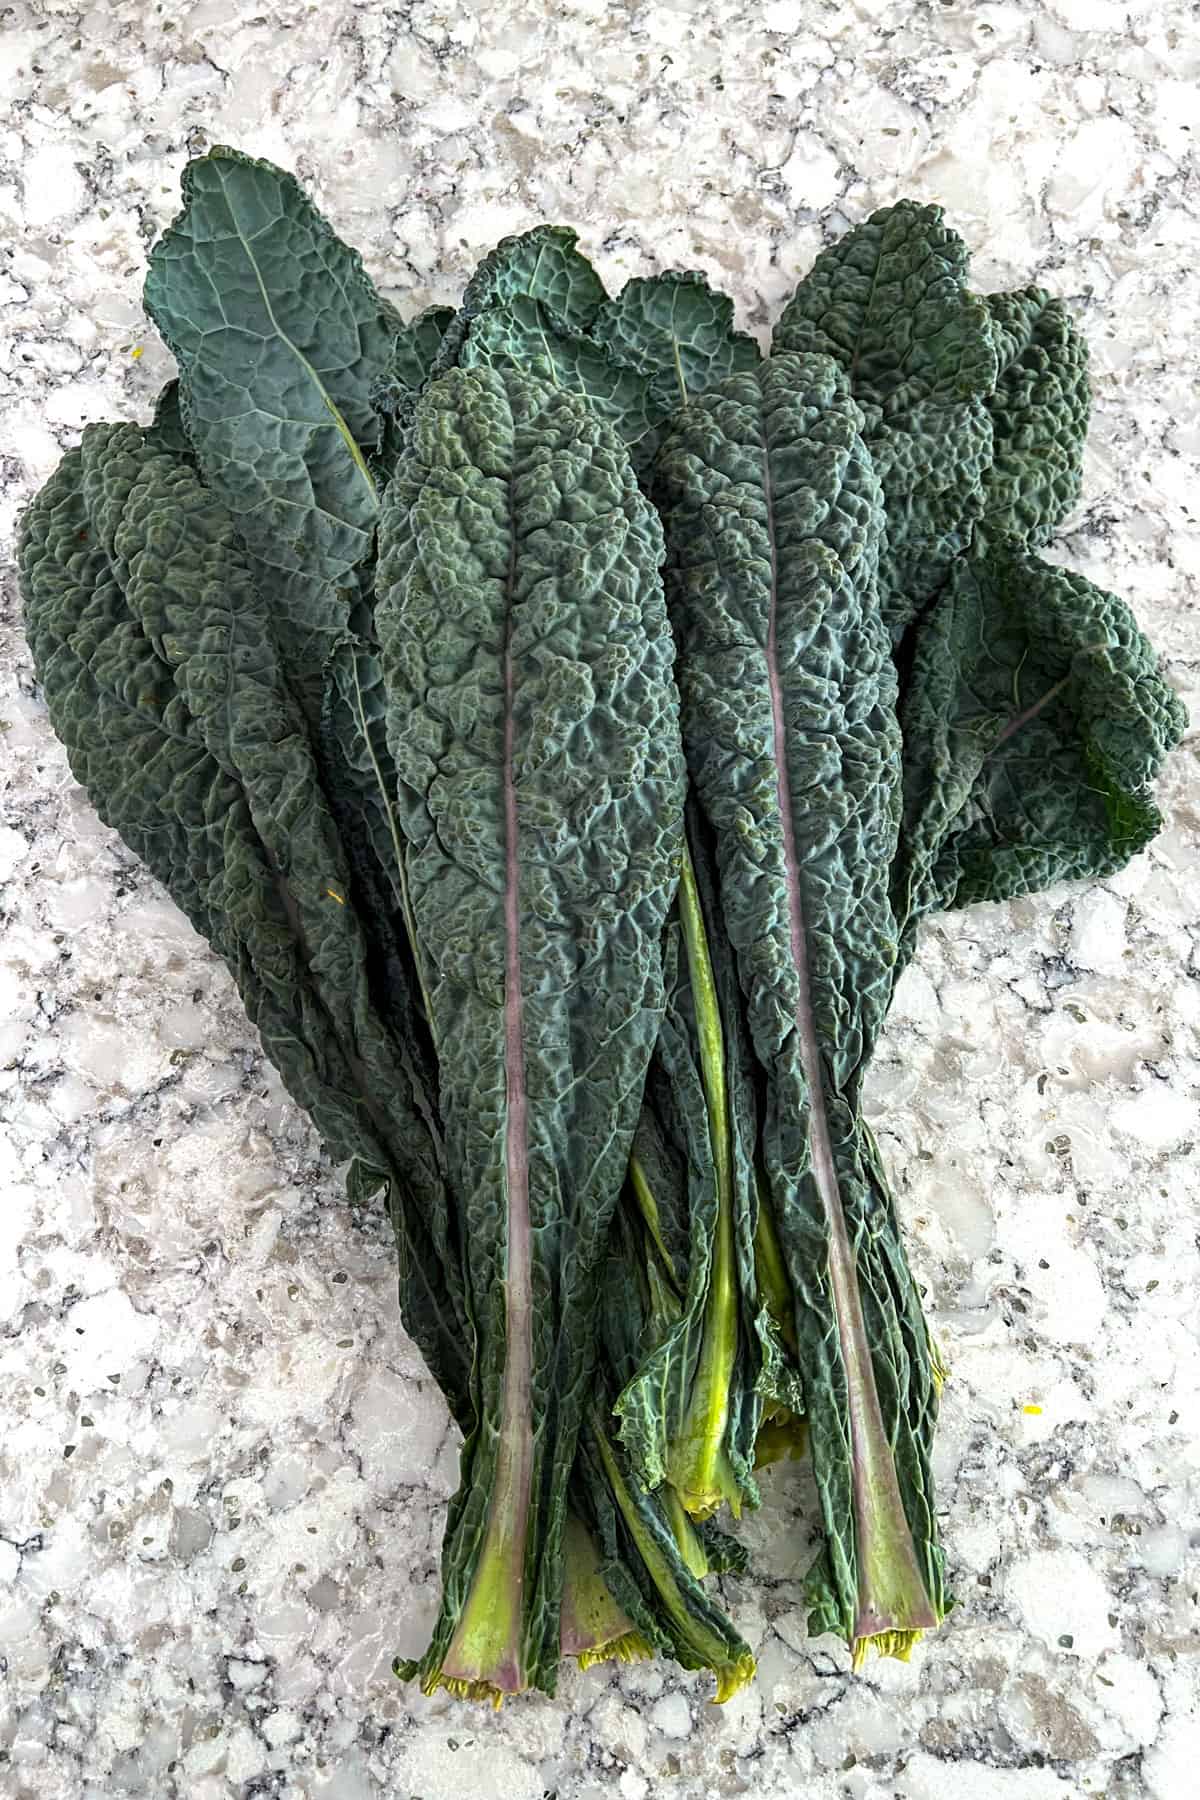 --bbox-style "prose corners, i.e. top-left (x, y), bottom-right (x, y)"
top-left (1, 3), bottom-right (1198, 1796)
